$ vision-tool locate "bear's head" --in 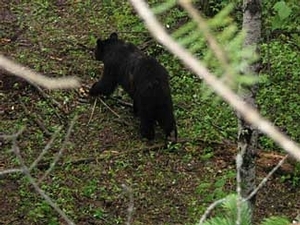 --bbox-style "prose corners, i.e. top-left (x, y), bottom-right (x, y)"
top-left (94, 32), bottom-right (119, 61)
